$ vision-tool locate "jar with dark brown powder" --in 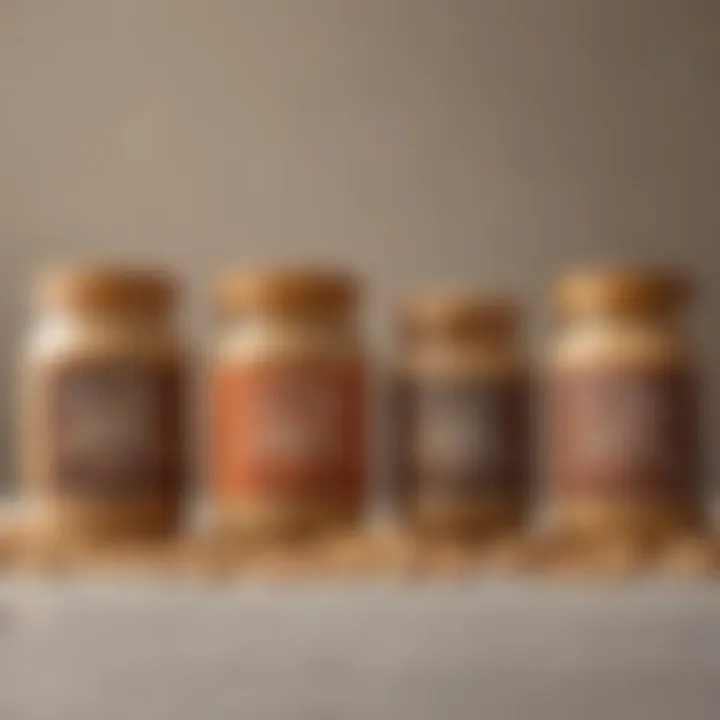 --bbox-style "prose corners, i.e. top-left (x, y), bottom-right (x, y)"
top-left (393, 292), bottom-right (529, 538)
top-left (547, 269), bottom-right (702, 540)
top-left (21, 267), bottom-right (186, 542)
